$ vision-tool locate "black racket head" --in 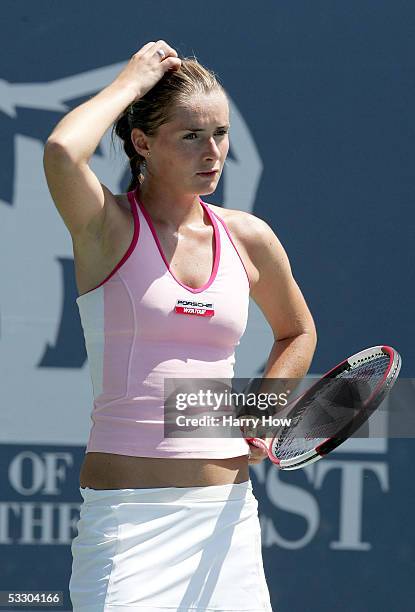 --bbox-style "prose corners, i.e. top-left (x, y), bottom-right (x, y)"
top-left (269, 345), bottom-right (401, 470)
